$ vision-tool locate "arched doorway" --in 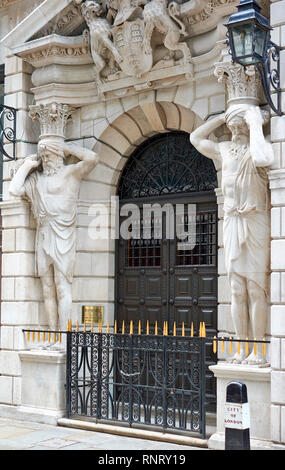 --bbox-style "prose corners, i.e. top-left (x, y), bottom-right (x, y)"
top-left (116, 131), bottom-right (218, 406)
